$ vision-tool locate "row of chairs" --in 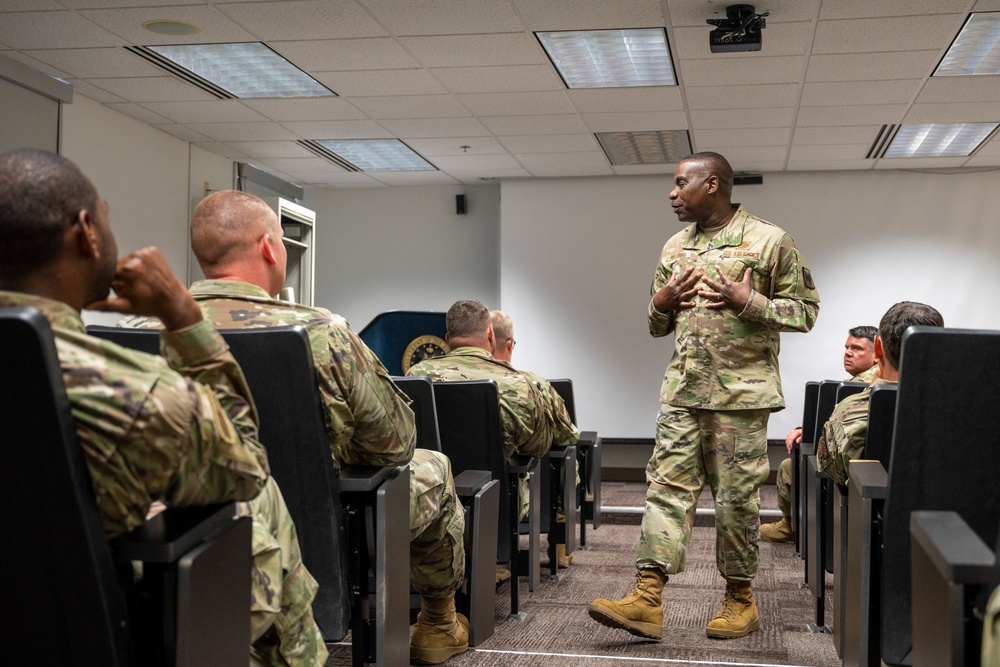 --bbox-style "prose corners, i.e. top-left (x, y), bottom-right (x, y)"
top-left (789, 326), bottom-right (1000, 667)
